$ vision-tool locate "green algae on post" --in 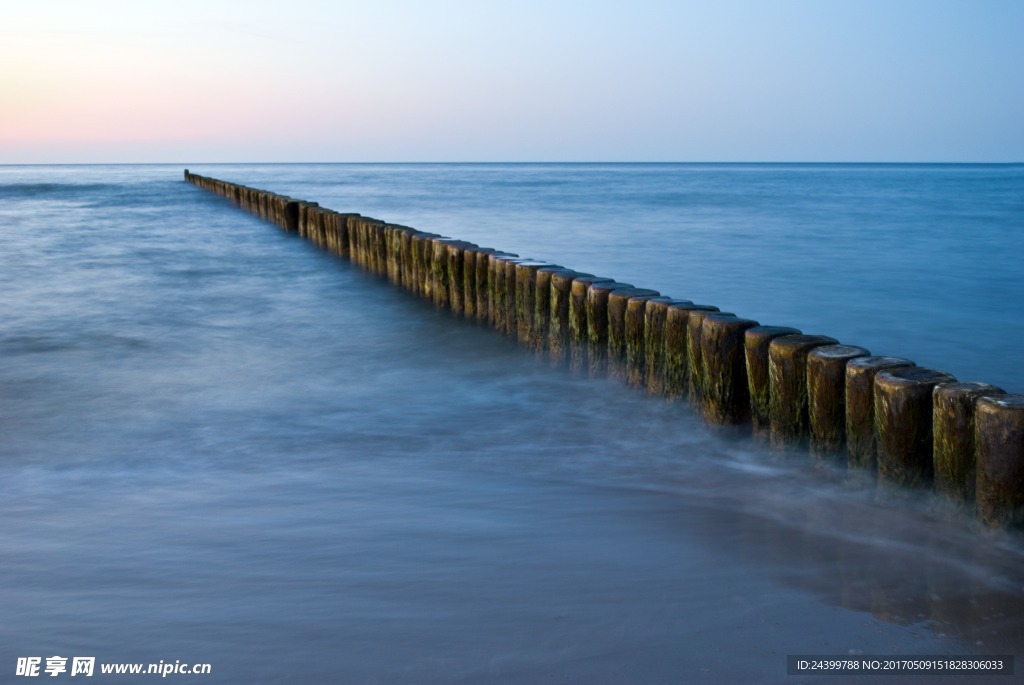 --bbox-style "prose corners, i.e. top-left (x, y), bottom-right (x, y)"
top-left (932, 382), bottom-right (1005, 507)
top-left (625, 295), bottom-right (668, 387)
top-left (845, 356), bottom-right (917, 471)
top-left (607, 288), bottom-right (659, 380)
top-left (975, 394), bottom-right (1024, 528)
top-left (700, 315), bottom-right (759, 425)
top-left (644, 298), bottom-right (693, 396)
top-left (549, 270), bottom-right (589, 364)
top-left (768, 334), bottom-right (838, 447)
top-left (569, 276), bottom-right (614, 369)
top-left (687, 309), bottom-right (734, 407)
top-left (664, 304), bottom-right (719, 400)
top-left (744, 326), bottom-right (801, 436)
top-left (874, 367), bottom-right (956, 489)
top-left (533, 266), bottom-right (566, 352)
top-left (807, 344), bottom-right (871, 458)
top-left (514, 261), bottom-right (555, 346)
top-left (586, 282), bottom-right (635, 375)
